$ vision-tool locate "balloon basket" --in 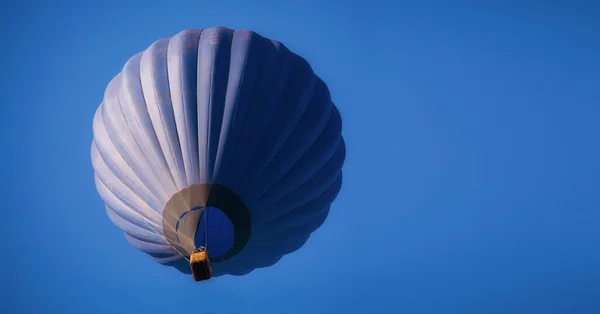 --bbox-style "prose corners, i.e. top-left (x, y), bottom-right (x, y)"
top-left (190, 250), bottom-right (212, 282)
